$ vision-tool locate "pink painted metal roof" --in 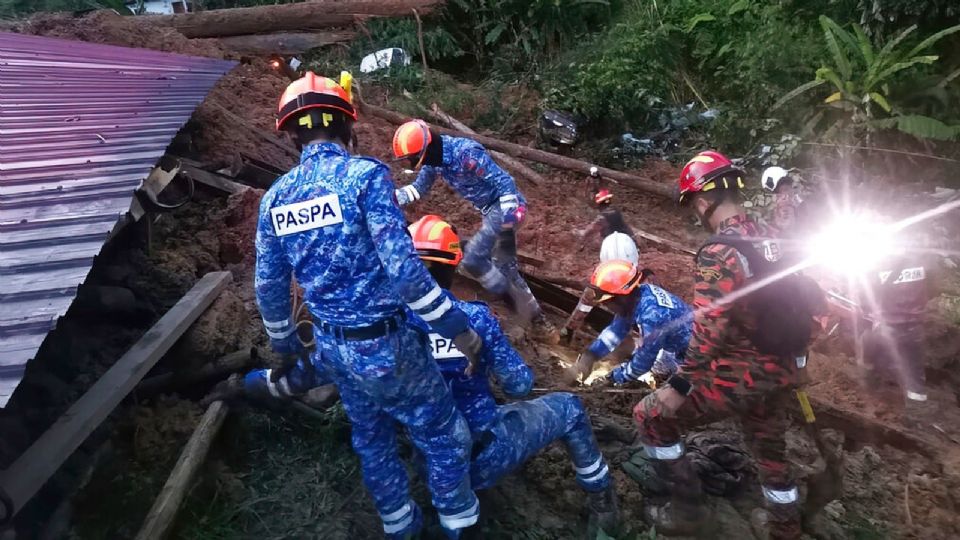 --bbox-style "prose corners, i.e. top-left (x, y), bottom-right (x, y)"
top-left (0, 32), bottom-right (236, 406)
